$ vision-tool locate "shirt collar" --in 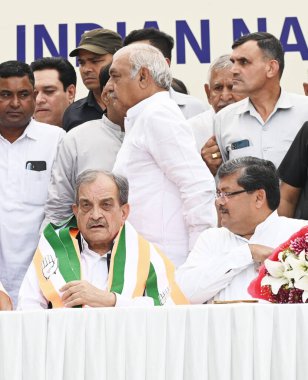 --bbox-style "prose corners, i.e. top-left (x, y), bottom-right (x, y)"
top-left (251, 210), bottom-right (279, 237)
top-left (235, 90), bottom-right (293, 116)
top-left (232, 210), bottom-right (278, 242)
top-left (87, 91), bottom-right (105, 113)
top-left (102, 114), bottom-right (124, 133)
top-left (125, 91), bottom-right (169, 130)
top-left (13, 118), bottom-right (41, 142)
top-left (80, 234), bottom-right (111, 259)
